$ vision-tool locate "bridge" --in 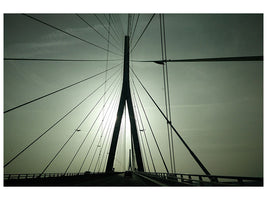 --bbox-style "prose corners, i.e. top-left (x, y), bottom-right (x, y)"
top-left (4, 14), bottom-right (263, 186)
